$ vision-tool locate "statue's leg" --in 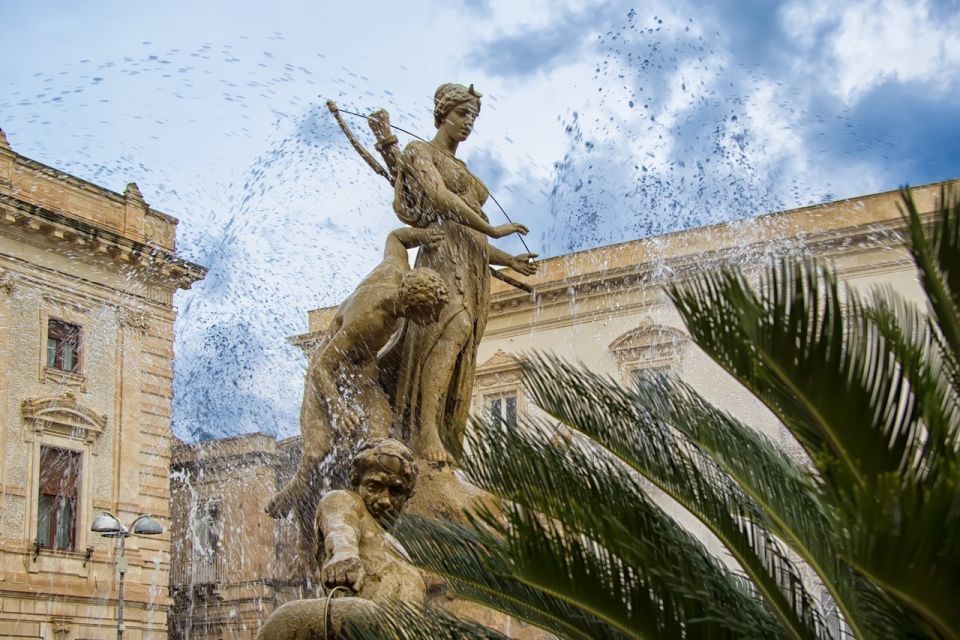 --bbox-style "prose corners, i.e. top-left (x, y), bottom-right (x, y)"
top-left (363, 384), bottom-right (395, 440)
top-left (267, 372), bottom-right (333, 519)
top-left (416, 310), bottom-right (472, 463)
